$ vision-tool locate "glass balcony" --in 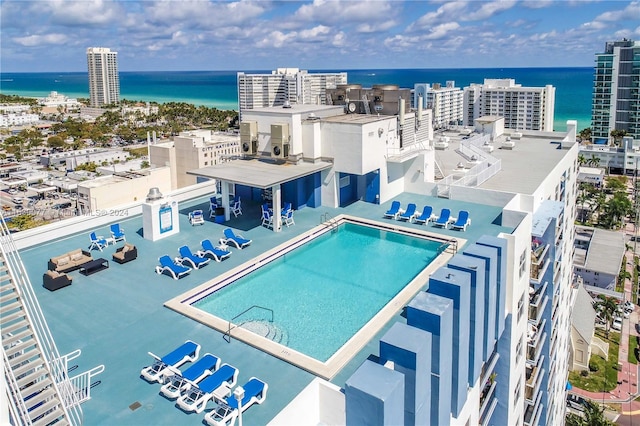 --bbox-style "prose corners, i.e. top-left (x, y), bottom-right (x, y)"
top-left (527, 331), bottom-right (547, 366)
top-left (523, 390), bottom-right (543, 426)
